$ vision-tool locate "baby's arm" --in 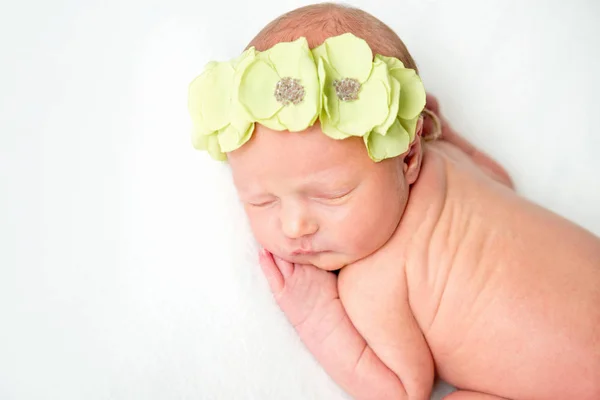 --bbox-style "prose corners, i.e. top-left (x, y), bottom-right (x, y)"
top-left (337, 261), bottom-right (434, 400)
top-left (258, 250), bottom-right (409, 399)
